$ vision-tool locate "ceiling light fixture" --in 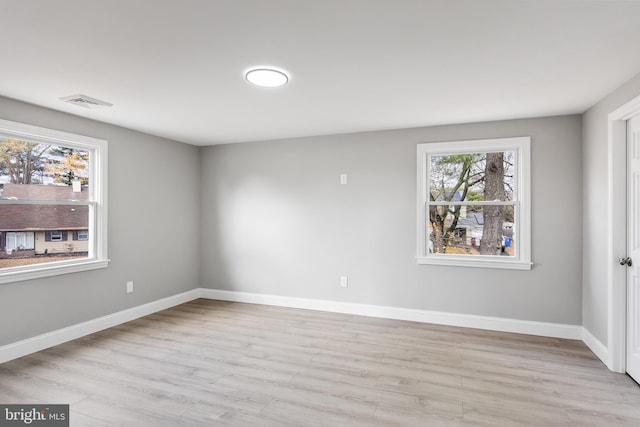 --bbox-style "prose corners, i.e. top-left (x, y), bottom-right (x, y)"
top-left (245, 67), bottom-right (289, 88)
